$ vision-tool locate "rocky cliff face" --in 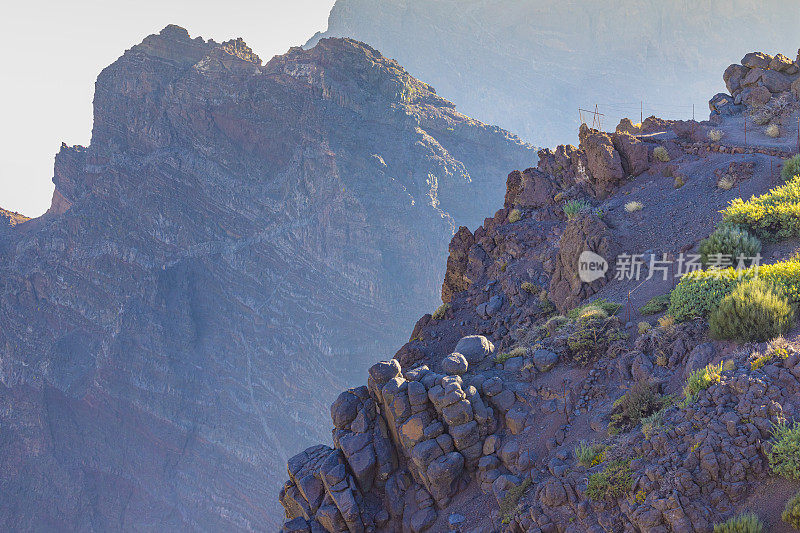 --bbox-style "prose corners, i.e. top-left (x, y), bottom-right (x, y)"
top-left (309, 0), bottom-right (800, 147)
top-left (0, 26), bottom-right (533, 530)
top-left (279, 51), bottom-right (800, 531)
